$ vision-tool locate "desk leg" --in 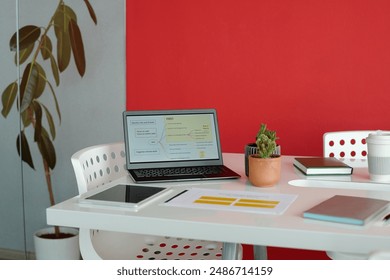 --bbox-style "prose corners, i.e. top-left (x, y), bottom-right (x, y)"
top-left (253, 245), bottom-right (268, 260)
top-left (222, 242), bottom-right (240, 260)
